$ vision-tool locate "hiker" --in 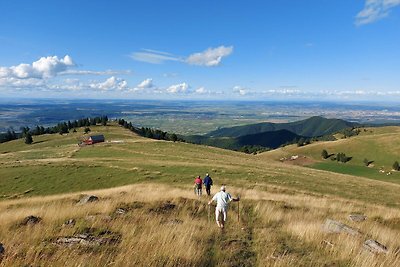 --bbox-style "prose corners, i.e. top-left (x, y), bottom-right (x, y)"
top-left (208, 185), bottom-right (239, 229)
top-left (194, 175), bottom-right (203, 196)
top-left (203, 173), bottom-right (213, 196)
